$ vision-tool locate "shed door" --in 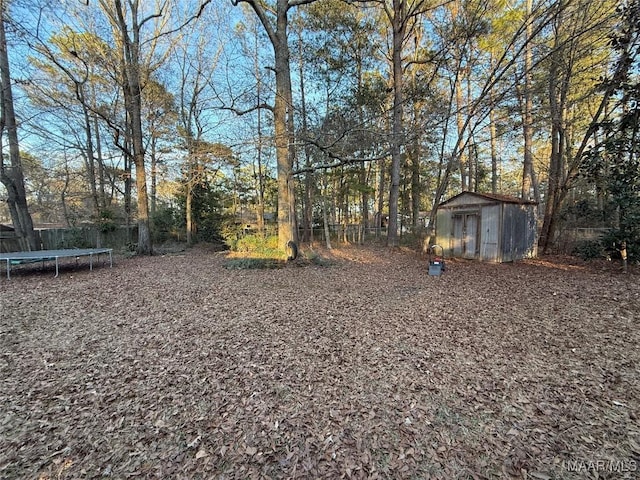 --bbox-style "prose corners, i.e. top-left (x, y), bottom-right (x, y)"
top-left (464, 214), bottom-right (478, 259)
top-left (453, 215), bottom-right (464, 256)
top-left (452, 213), bottom-right (479, 259)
